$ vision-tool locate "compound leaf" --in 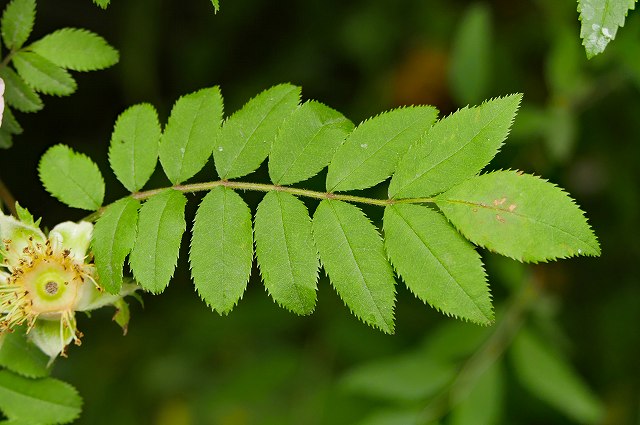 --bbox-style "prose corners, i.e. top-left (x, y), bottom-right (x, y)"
top-left (511, 329), bottom-right (604, 423)
top-left (435, 170), bottom-right (600, 262)
top-left (255, 191), bottom-right (319, 315)
top-left (215, 84), bottom-right (300, 179)
top-left (1, 0), bottom-right (35, 50)
top-left (92, 197), bottom-right (139, 294)
top-left (109, 103), bottom-right (161, 192)
top-left (30, 28), bottom-right (119, 71)
top-left (579, 0), bottom-right (637, 59)
top-left (327, 106), bottom-right (438, 192)
top-left (0, 329), bottom-right (50, 379)
top-left (0, 67), bottom-right (42, 112)
top-left (389, 95), bottom-right (521, 198)
top-left (384, 204), bottom-right (493, 325)
top-left (39, 144), bottom-right (104, 210)
top-left (12, 51), bottom-right (76, 96)
top-left (190, 186), bottom-right (253, 314)
top-left (0, 370), bottom-right (82, 425)
top-left (269, 101), bottom-right (353, 185)
top-left (159, 87), bottom-right (223, 184)
top-left (312, 200), bottom-right (396, 333)
top-left (130, 189), bottom-right (186, 294)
